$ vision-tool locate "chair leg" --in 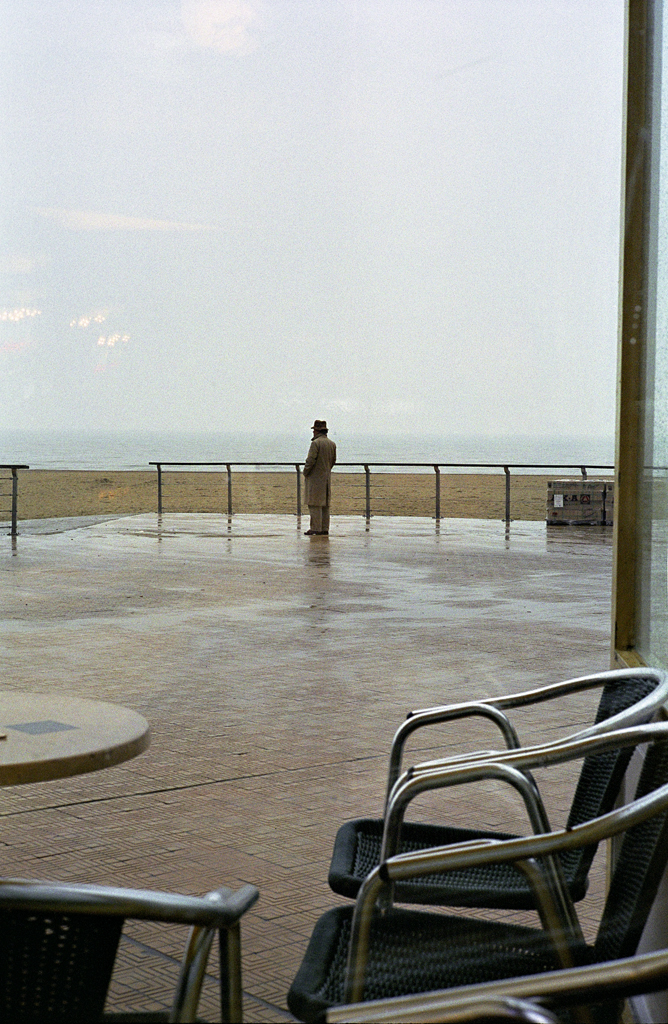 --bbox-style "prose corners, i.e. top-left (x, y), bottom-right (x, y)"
top-left (219, 923), bottom-right (243, 1023)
